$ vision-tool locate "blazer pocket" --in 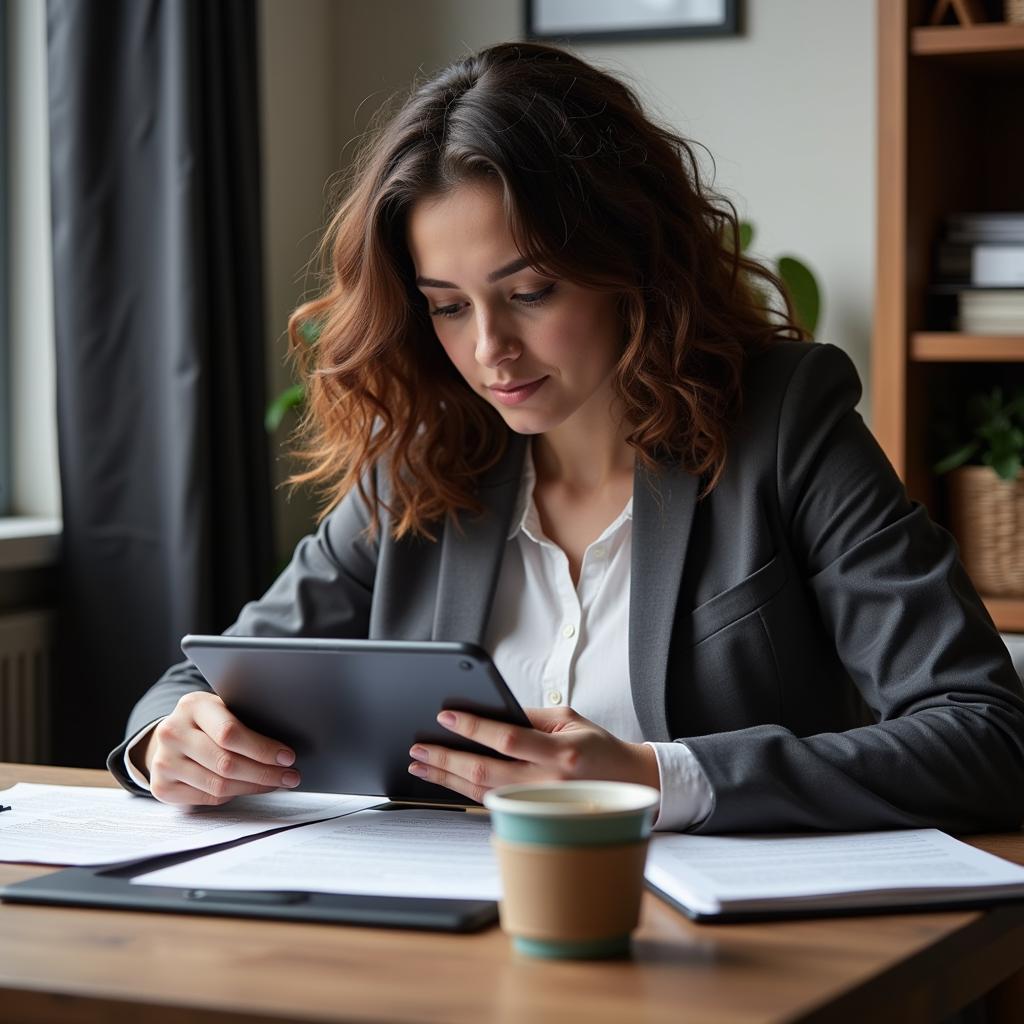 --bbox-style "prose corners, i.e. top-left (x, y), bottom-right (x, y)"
top-left (689, 553), bottom-right (787, 645)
